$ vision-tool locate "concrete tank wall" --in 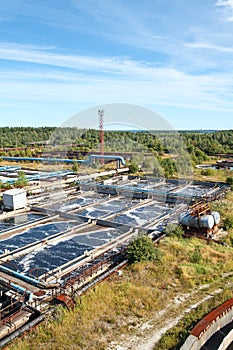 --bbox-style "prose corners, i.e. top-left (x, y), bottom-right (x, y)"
top-left (180, 302), bottom-right (233, 350)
